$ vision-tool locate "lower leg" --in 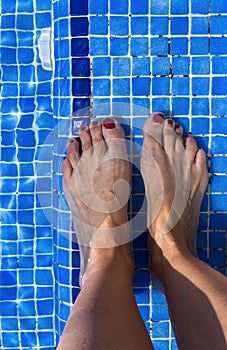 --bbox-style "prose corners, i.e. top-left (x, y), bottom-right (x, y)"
top-left (58, 244), bottom-right (154, 350)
